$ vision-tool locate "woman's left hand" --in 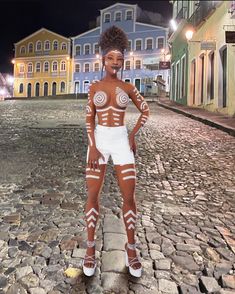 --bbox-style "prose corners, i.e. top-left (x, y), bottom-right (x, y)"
top-left (129, 133), bottom-right (137, 155)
